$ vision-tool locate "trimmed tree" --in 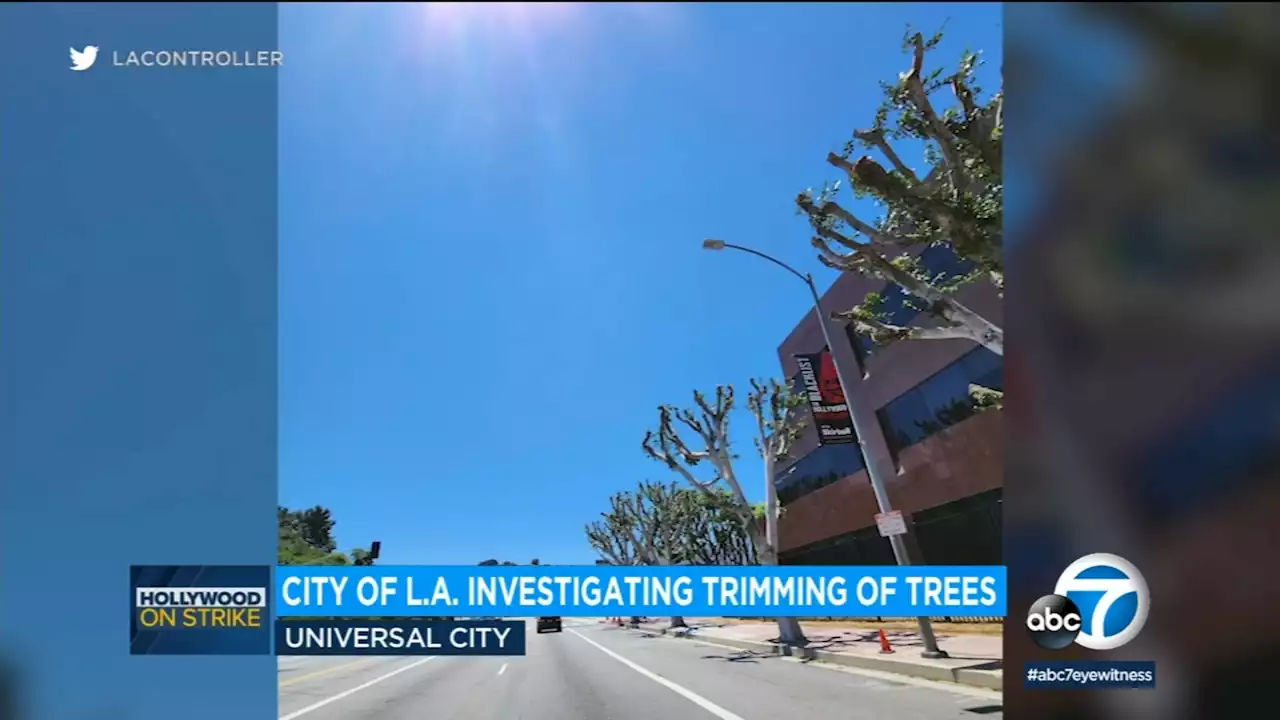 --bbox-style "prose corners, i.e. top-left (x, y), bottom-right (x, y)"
top-left (586, 481), bottom-right (759, 630)
top-left (797, 28), bottom-right (1003, 355)
top-left (746, 378), bottom-right (807, 570)
top-left (586, 493), bottom-right (644, 627)
top-left (586, 483), bottom-right (684, 628)
top-left (677, 489), bottom-right (757, 567)
top-left (642, 381), bottom-right (810, 646)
